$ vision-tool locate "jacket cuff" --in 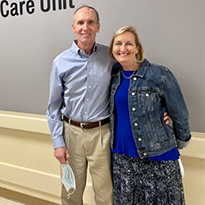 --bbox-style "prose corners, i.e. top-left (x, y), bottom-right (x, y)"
top-left (177, 135), bottom-right (191, 149)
